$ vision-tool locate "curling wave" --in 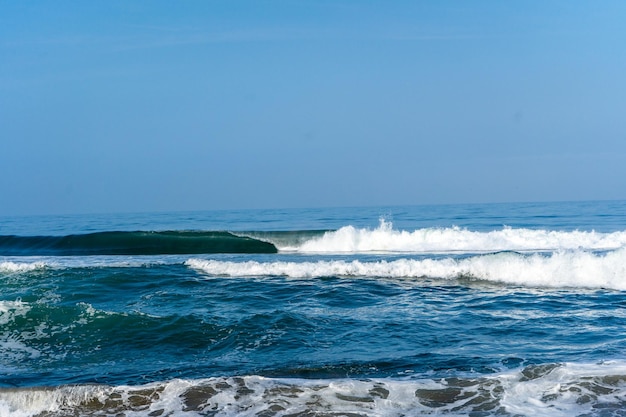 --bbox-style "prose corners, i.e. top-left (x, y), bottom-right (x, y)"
top-left (0, 231), bottom-right (278, 256)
